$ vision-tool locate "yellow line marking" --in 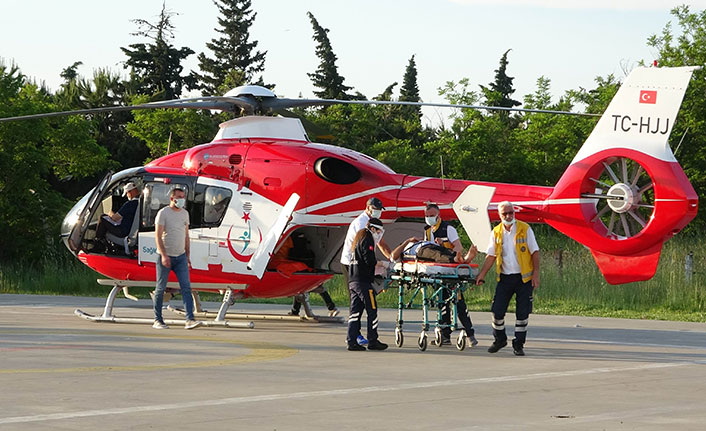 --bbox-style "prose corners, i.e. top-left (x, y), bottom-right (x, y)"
top-left (0, 330), bottom-right (297, 374)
